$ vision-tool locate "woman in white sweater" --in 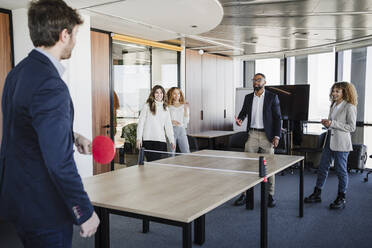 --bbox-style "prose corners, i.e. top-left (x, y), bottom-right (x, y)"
top-left (167, 87), bottom-right (190, 153)
top-left (136, 85), bottom-right (175, 161)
